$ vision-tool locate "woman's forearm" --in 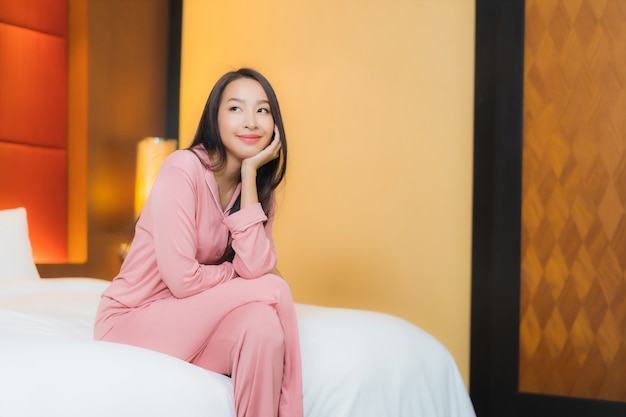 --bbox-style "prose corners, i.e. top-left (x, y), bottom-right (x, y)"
top-left (239, 162), bottom-right (258, 209)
